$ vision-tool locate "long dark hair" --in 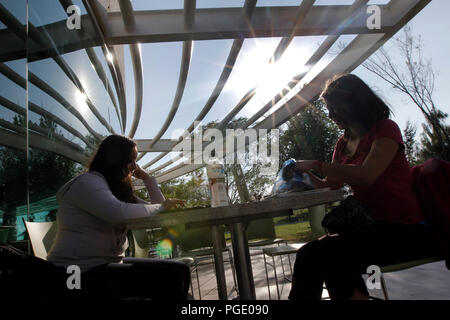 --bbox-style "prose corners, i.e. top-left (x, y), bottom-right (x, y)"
top-left (88, 135), bottom-right (137, 203)
top-left (320, 74), bottom-right (391, 138)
